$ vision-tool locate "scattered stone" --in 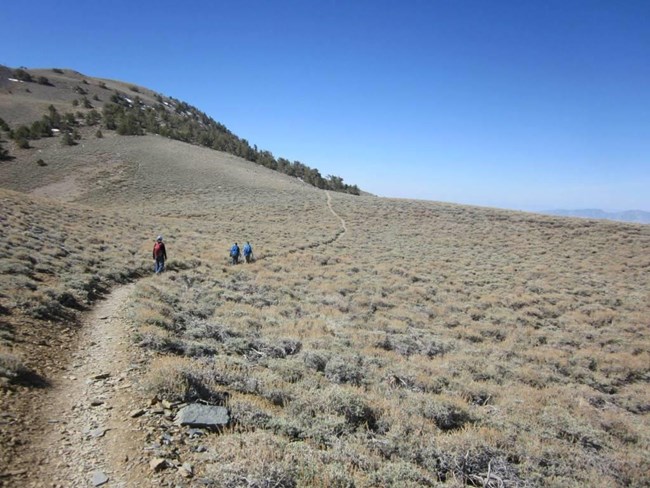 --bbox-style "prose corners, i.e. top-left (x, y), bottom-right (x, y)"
top-left (161, 399), bottom-right (173, 410)
top-left (175, 404), bottom-right (229, 428)
top-left (90, 400), bottom-right (105, 407)
top-left (186, 428), bottom-right (205, 438)
top-left (90, 428), bottom-right (107, 438)
top-left (150, 457), bottom-right (168, 472)
top-left (93, 373), bottom-right (111, 380)
top-left (129, 408), bottom-right (146, 418)
top-left (145, 442), bottom-right (162, 451)
top-left (91, 470), bottom-right (109, 486)
top-left (178, 463), bottom-right (194, 478)
top-left (149, 395), bottom-right (160, 406)
top-left (151, 406), bottom-right (165, 415)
